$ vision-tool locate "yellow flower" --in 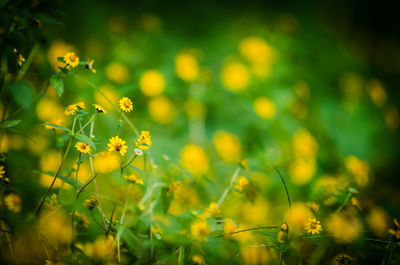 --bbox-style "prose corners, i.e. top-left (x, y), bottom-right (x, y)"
top-left (64, 52), bottom-right (79, 68)
top-left (124, 174), bottom-right (144, 185)
top-left (345, 155), bottom-right (369, 187)
top-left (292, 129), bottom-right (318, 158)
top-left (234, 176), bottom-right (249, 191)
top-left (4, 193), bottom-right (22, 213)
top-left (14, 48), bottom-right (25, 66)
top-left (136, 130), bottom-right (152, 150)
top-left (253, 97), bottom-right (276, 119)
top-left (326, 213), bottom-right (362, 243)
top-left (224, 219), bottom-right (237, 236)
top-left (36, 98), bottom-right (64, 122)
top-left (175, 52), bottom-right (199, 81)
top-left (94, 152), bottom-right (120, 173)
top-left (75, 142), bottom-right (91, 154)
top-left (93, 104), bottom-right (107, 113)
top-left (119, 97), bottom-right (133, 112)
top-left (241, 246), bottom-right (271, 265)
top-left (192, 254), bottom-right (206, 265)
top-left (139, 70), bottom-right (165, 96)
top-left (289, 158), bottom-right (316, 185)
top-left (45, 118), bottom-right (64, 130)
top-left (212, 130), bottom-right (242, 163)
top-left (366, 79), bottom-right (386, 107)
top-left (277, 223), bottom-right (288, 243)
top-left (94, 85), bottom-right (120, 110)
top-left (239, 37), bottom-right (274, 65)
top-left (388, 219), bottom-right (400, 239)
top-left (76, 101), bottom-right (85, 110)
top-left (79, 235), bottom-right (116, 261)
top-left (0, 165), bottom-right (5, 178)
top-left (38, 208), bottom-right (73, 243)
top-left (285, 202), bottom-right (313, 233)
top-left (87, 58), bottom-right (96, 73)
top-left (190, 220), bottom-right (210, 241)
top-left (305, 218), bottom-right (322, 235)
top-left (106, 62), bottom-right (130, 84)
top-left (148, 96), bottom-right (176, 124)
top-left (180, 144), bottom-right (209, 175)
top-left (107, 136), bottom-right (128, 156)
top-left (199, 202), bottom-right (220, 219)
top-left (220, 61), bottom-right (250, 92)
top-left (65, 104), bottom-right (78, 115)
top-left (367, 207), bottom-right (389, 238)
top-left (84, 195), bottom-right (98, 210)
